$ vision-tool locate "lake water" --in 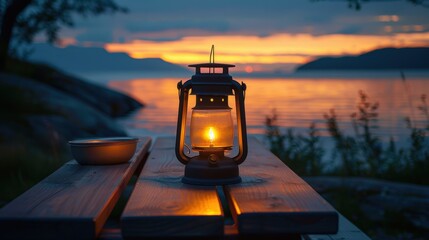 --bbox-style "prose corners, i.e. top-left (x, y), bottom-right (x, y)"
top-left (86, 70), bottom-right (429, 148)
